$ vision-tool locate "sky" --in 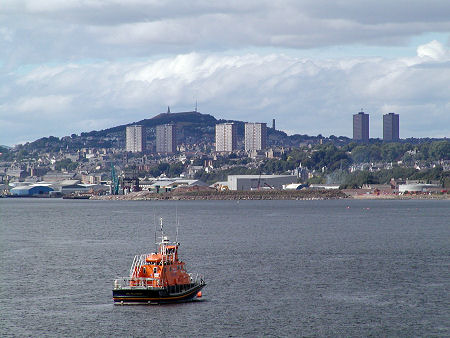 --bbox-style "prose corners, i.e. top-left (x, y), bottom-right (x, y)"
top-left (1, 0), bottom-right (450, 146)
